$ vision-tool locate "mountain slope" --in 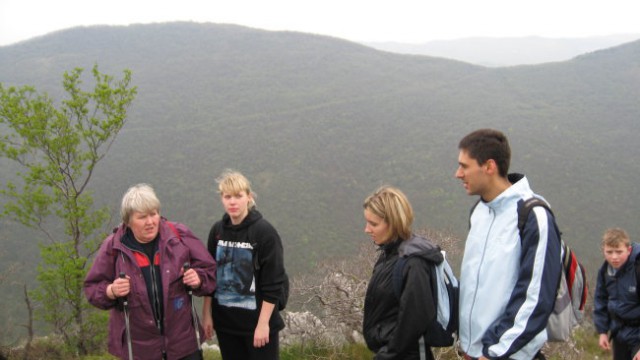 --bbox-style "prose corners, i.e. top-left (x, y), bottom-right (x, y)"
top-left (0, 22), bottom-right (639, 282)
